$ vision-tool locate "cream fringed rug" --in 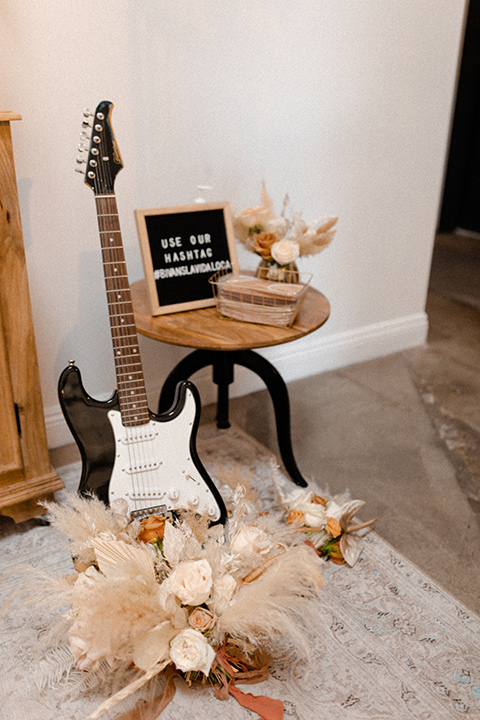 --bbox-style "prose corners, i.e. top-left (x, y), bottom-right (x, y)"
top-left (1, 424), bottom-right (480, 720)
